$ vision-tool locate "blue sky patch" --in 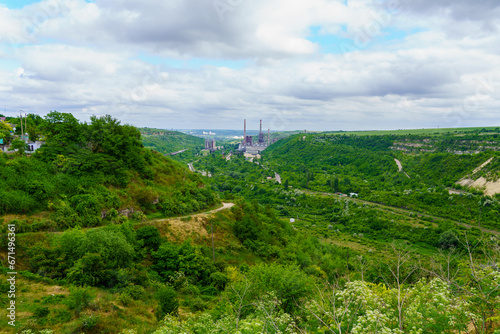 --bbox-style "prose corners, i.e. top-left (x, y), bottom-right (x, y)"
top-left (1, 0), bottom-right (40, 9)
top-left (307, 24), bottom-right (424, 54)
